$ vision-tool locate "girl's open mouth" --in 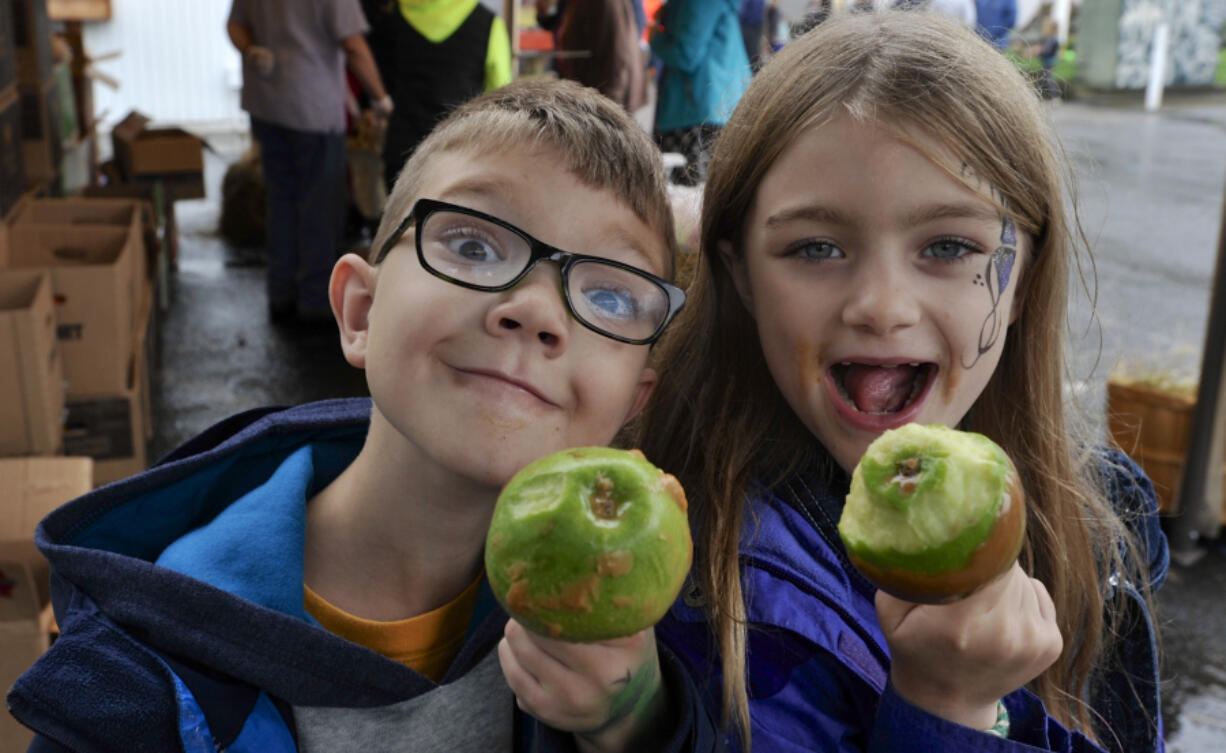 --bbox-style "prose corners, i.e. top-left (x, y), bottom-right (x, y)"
top-left (829, 362), bottom-right (936, 416)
